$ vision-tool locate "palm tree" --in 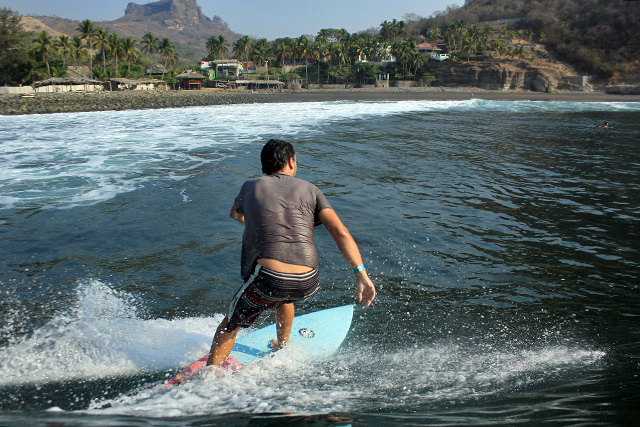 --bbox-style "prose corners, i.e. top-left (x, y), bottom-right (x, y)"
top-left (492, 40), bottom-right (507, 58)
top-left (55, 35), bottom-right (72, 68)
top-left (233, 35), bottom-right (251, 62)
top-left (315, 29), bottom-right (330, 47)
top-left (395, 21), bottom-right (409, 41)
top-left (296, 35), bottom-right (311, 83)
top-left (141, 32), bottom-right (158, 60)
top-left (76, 19), bottom-right (97, 75)
top-left (165, 51), bottom-right (179, 68)
top-left (481, 24), bottom-right (493, 51)
top-left (108, 33), bottom-right (124, 77)
top-left (447, 21), bottom-right (458, 52)
top-left (462, 35), bottom-right (477, 62)
top-left (70, 35), bottom-right (88, 67)
top-left (374, 41), bottom-right (391, 62)
top-left (121, 37), bottom-right (139, 74)
top-left (251, 46), bottom-right (269, 67)
top-left (525, 29), bottom-right (534, 43)
top-left (428, 27), bottom-right (441, 44)
top-left (311, 43), bottom-right (326, 85)
top-left (331, 43), bottom-right (347, 66)
top-left (253, 38), bottom-right (269, 52)
top-left (391, 41), bottom-right (416, 78)
top-left (380, 20), bottom-right (392, 42)
top-left (33, 30), bottom-right (53, 77)
top-left (500, 28), bottom-right (510, 43)
top-left (206, 35), bottom-right (228, 60)
top-left (337, 29), bottom-right (350, 44)
top-left (411, 51), bottom-right (426, 80)
top-left (389, 19), bottom-right (400, 41)
top-left (275, 41), bottom-right (291, 67)
top-left (456, 19), bottom-right (467, 50)
top-left (157, 37), bottom-right (175, 79)
top-left (93, 27), bottom-right (110, 73)
top-left (352, 38), bottom-right (369, 64)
